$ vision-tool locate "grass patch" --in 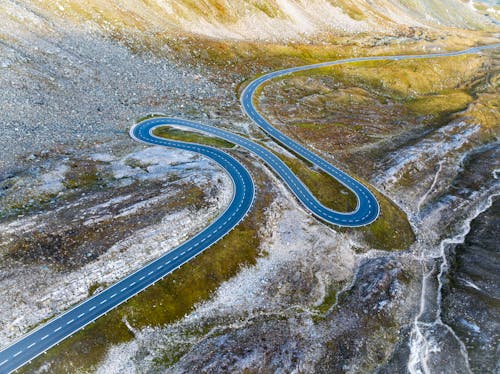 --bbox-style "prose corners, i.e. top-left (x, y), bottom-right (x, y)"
top-left (63, 160), bottom-right (102, 190)
top-left (405, 90), bottom-right (473, 119)
top-left (153, 126), bottom-right (235, 148)
top-left (88, 282), bottom-right (107, 297)
top-left (461, 92), bottom-right (500, 140)
top-left (256, 54), bottom-right (485, 109)
top-left (304, 55), bottom-right (485, 99)
top-left (136, 113), bottom-right (166, 123)
top-left (292, 122), bottom-right (365, 133)
top-left (315, 286), bottom-right (340, 315)
top-left (277, 154), bottom-right (413, 250)
top-left (257, 136), bottom-right (413, 250)
top-left (22, 161), bottom-right (274, 372)
top-left (353, 188), bottom-right (415, 251)
top-left (338, 2), bottom-right (365, 21)
top-left (275, 153), bottom-right (357, 213)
